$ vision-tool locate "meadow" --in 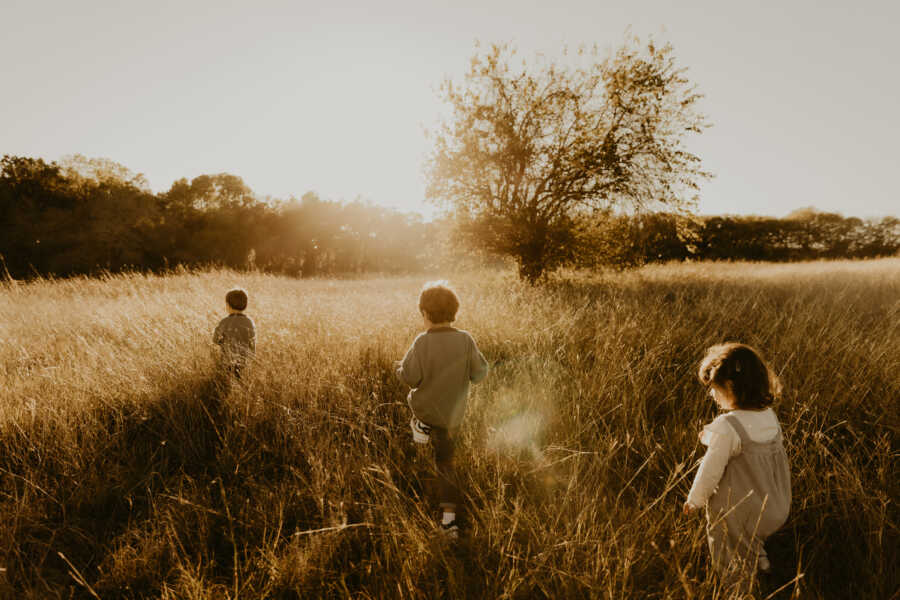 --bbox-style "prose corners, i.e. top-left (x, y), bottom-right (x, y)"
top-left (0, 259), bottom-right (897, 599)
